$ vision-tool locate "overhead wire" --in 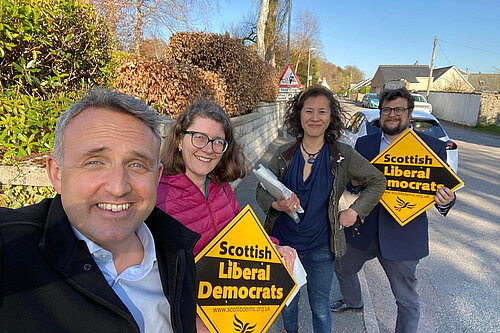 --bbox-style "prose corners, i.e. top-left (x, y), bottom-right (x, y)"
top-left (439, 39), bottom-right (500, 55)
top-left (438, 43), bottom-right (452, 66)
